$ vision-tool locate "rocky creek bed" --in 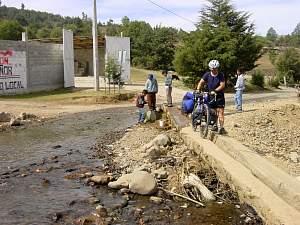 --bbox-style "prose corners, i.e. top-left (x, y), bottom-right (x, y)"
top-left (0, 107), bottom-right (263, 225)
top-left (81, 122), bottom-right (263, 225)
